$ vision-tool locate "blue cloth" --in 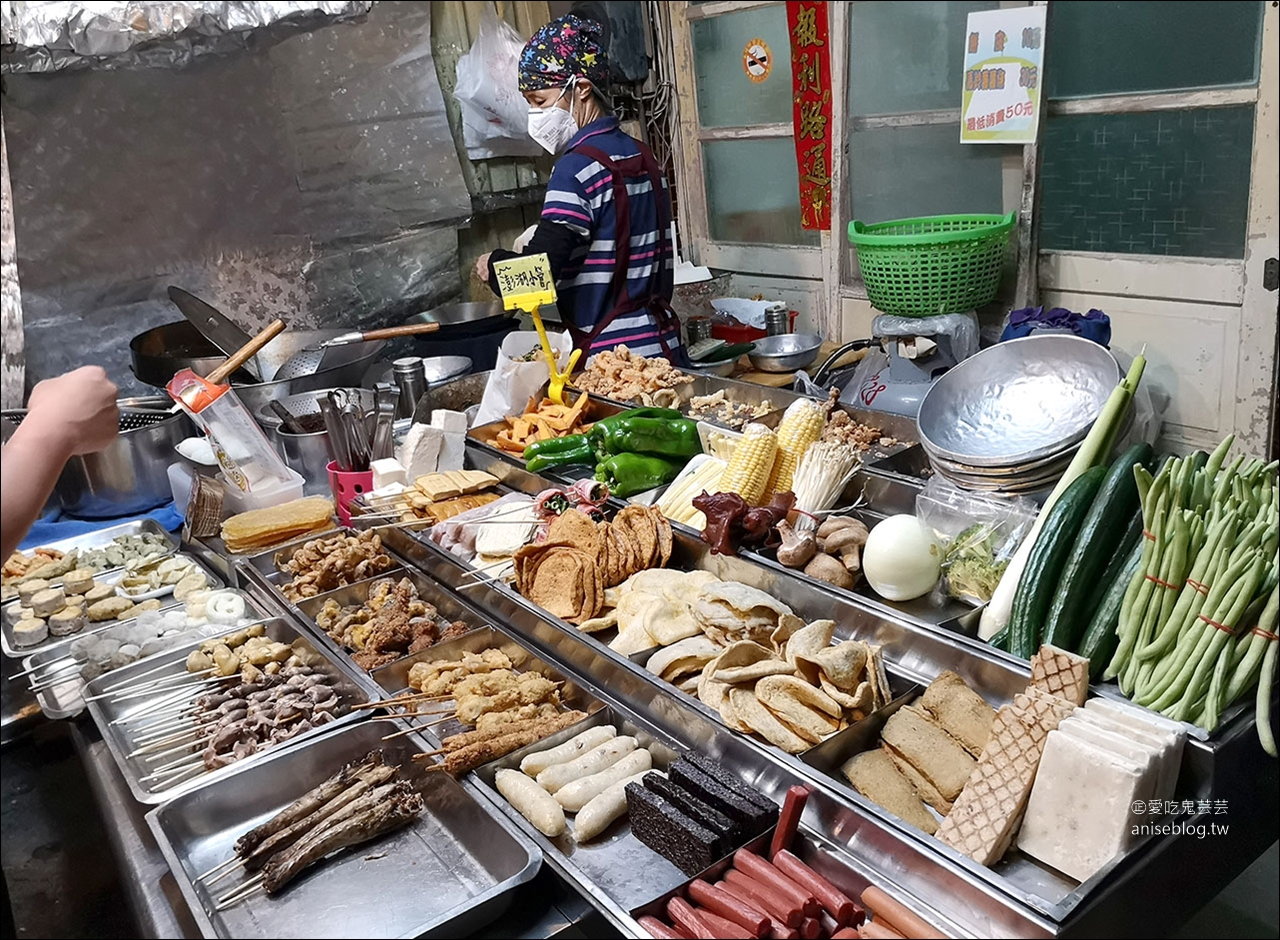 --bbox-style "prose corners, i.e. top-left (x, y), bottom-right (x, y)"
top-left (1001, 306), bottom-right (1111, 346)
top-left (18, 502), bottom-right (183, 552)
